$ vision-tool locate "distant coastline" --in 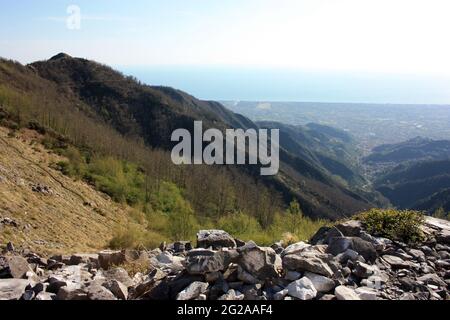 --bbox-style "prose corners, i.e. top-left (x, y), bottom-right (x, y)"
top-left (118, 66), bottom-right (450, 105)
